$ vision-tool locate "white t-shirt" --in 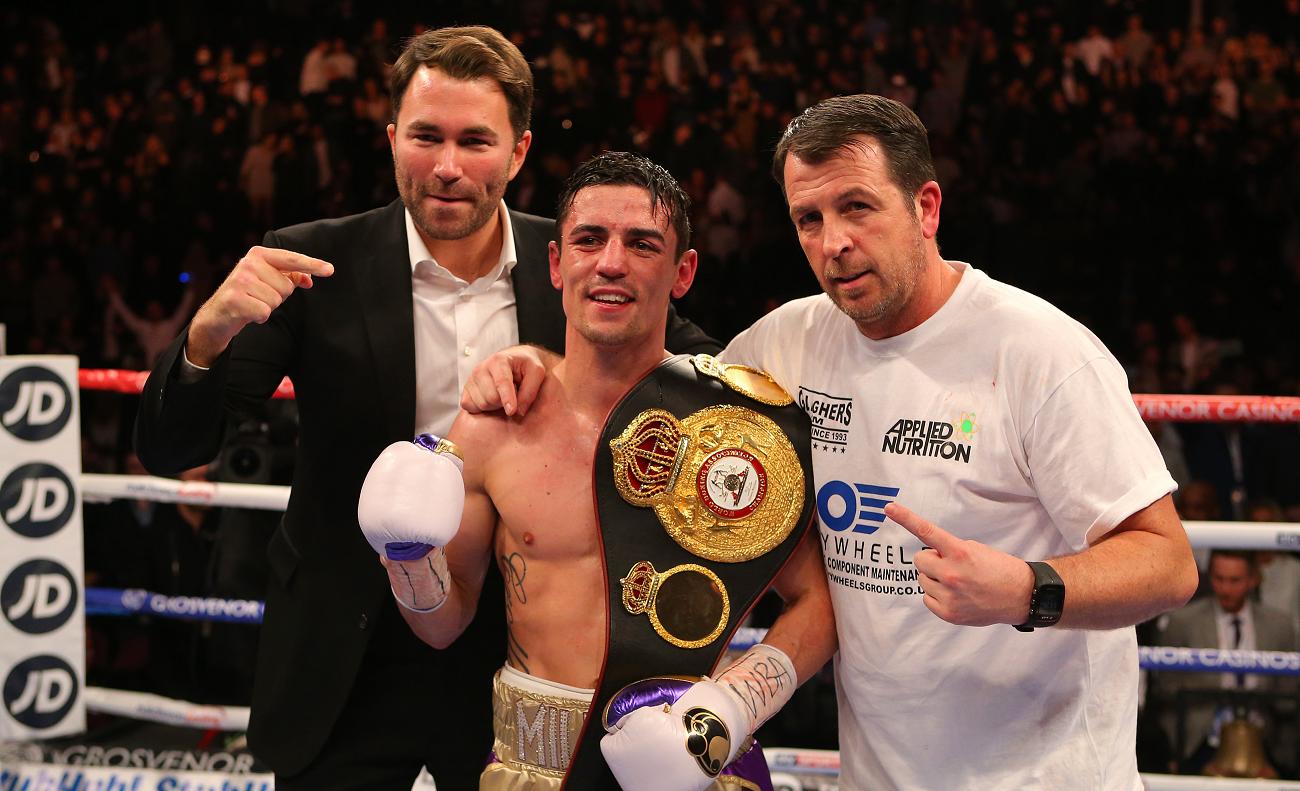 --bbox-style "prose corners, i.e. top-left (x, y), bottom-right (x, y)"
top-left (723, 263), bottom-right (1175, 791)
